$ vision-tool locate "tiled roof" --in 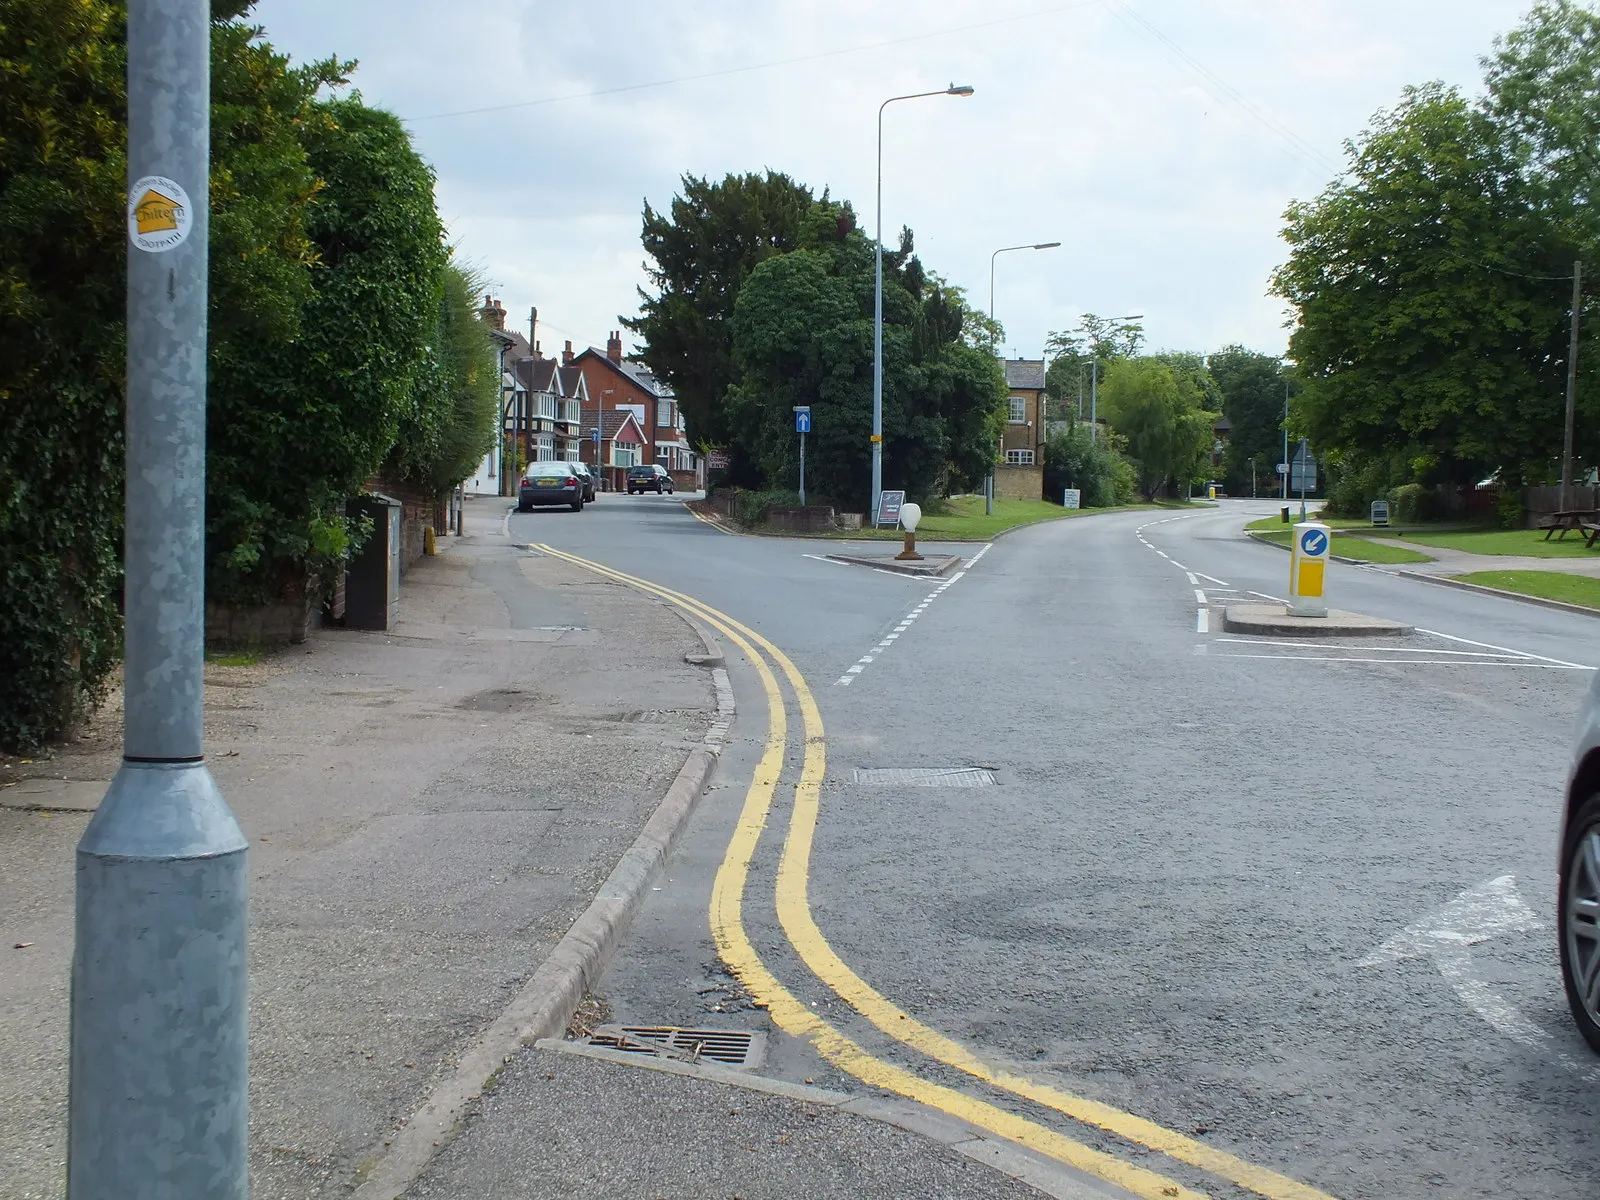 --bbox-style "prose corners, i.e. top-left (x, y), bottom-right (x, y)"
top-left (558, 365), bottom-right (586, 397)
top-left (1005, 359), bottom-right (1046, 389)
top-left (528, 359), bottom-right (559, 392)
top-left (582, 408), bottom-right (644, 443)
